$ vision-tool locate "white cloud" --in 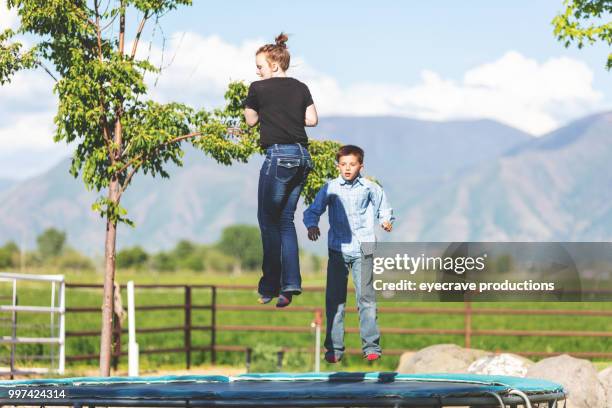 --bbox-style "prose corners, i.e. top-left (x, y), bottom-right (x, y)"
top-left (141, 34), bottom-right (604, 135)
top-left (0, 69), bottom-right (57, 153)
top-left (0, 69), bottom-right (56, 111)
top-left (134, 33), bottom-right (262, 107)
top-left (1, 0), bottom-right (19, 30)
top-left (0, 111), bottom-right (56, 150)
top-left (301, 51), bottom-right (603, 135)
